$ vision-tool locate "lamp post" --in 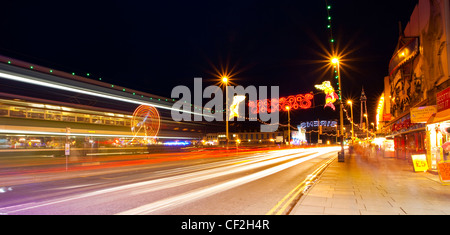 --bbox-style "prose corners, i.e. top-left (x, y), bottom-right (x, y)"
top-left (347, 100), bottom-right (354, 141)
top-left (332, 57), bottom-right (345, 162)
top-left (286, 106), bottom-right (291, 146)
top-left (371, 122), bottom-right (375, 137)
top-left (222, 76), bottom-right (229, 147)
top-left (364, 113), bottom-right (369, 139)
